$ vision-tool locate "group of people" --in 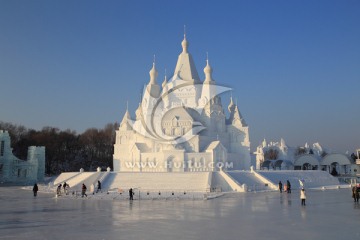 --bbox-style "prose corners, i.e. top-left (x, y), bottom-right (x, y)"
top-left (81, 180), bottom-right (102, 197)
top-left (56, 182), bottom-right (70, 196)
top-left (278, 180), bottom-right (292, 193)
top-left (278, 180), bottom-right (306, 206)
